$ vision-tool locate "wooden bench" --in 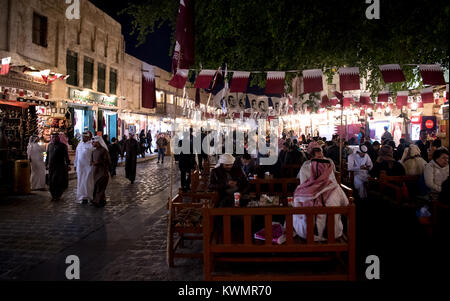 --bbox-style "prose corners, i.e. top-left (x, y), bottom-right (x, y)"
top-left (203, 185), bottom-right (356, 281)
top-left (248, 178), bottom-right (299, 202)
top-left (167, 191), bottom-right (219, 267)
top-left (281, 164), bottom-right (302, 178)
